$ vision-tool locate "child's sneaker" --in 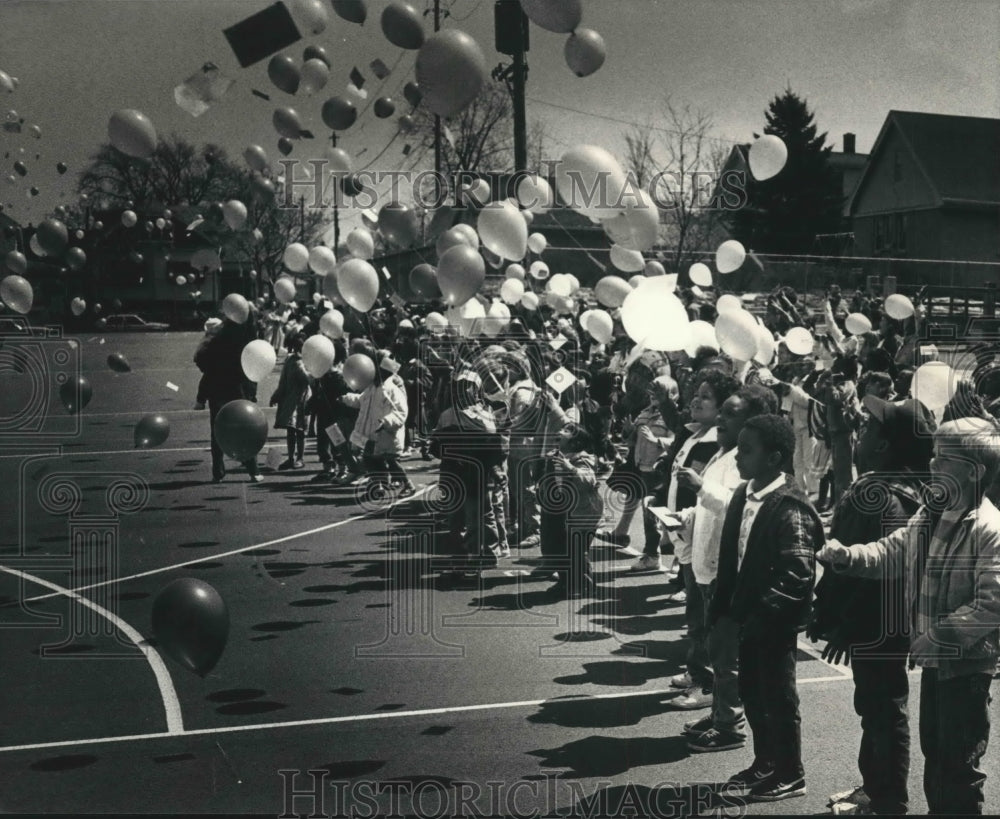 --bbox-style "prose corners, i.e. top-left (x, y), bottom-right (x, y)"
top-left (687, 727), bottom-right (746, 753)
top-left (630, 554), bottom-right (663, 573)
